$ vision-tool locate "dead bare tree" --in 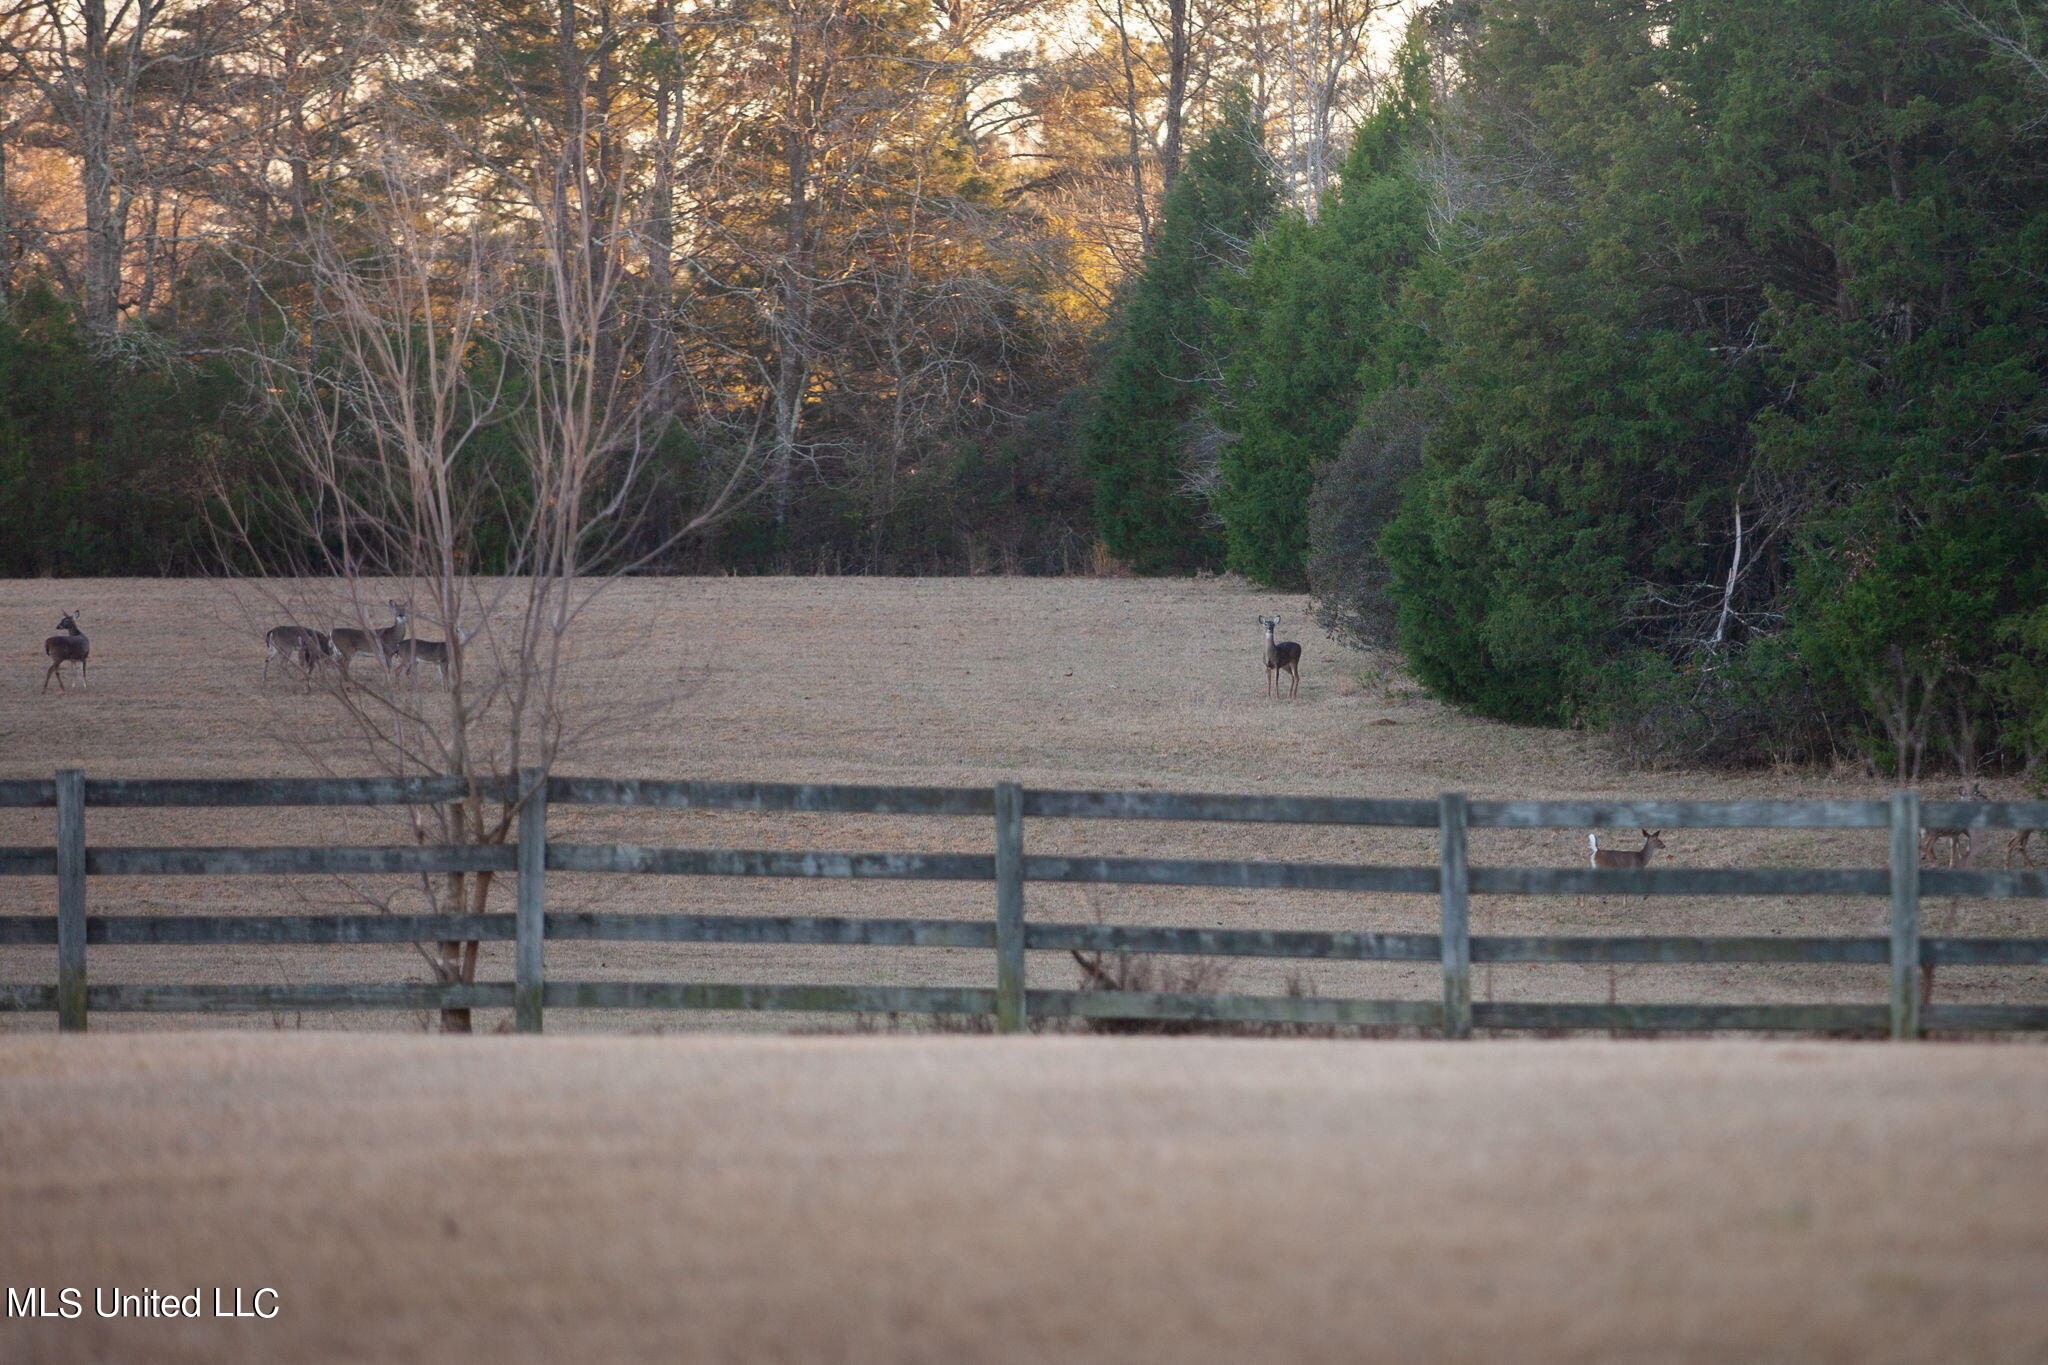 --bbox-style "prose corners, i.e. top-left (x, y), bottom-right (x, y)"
top-left (220, 127), bottom-right (757, 1030)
